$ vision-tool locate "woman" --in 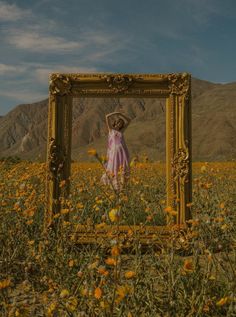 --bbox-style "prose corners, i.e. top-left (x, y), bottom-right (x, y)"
top-left (100, 111), bottom-right (131, 191)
